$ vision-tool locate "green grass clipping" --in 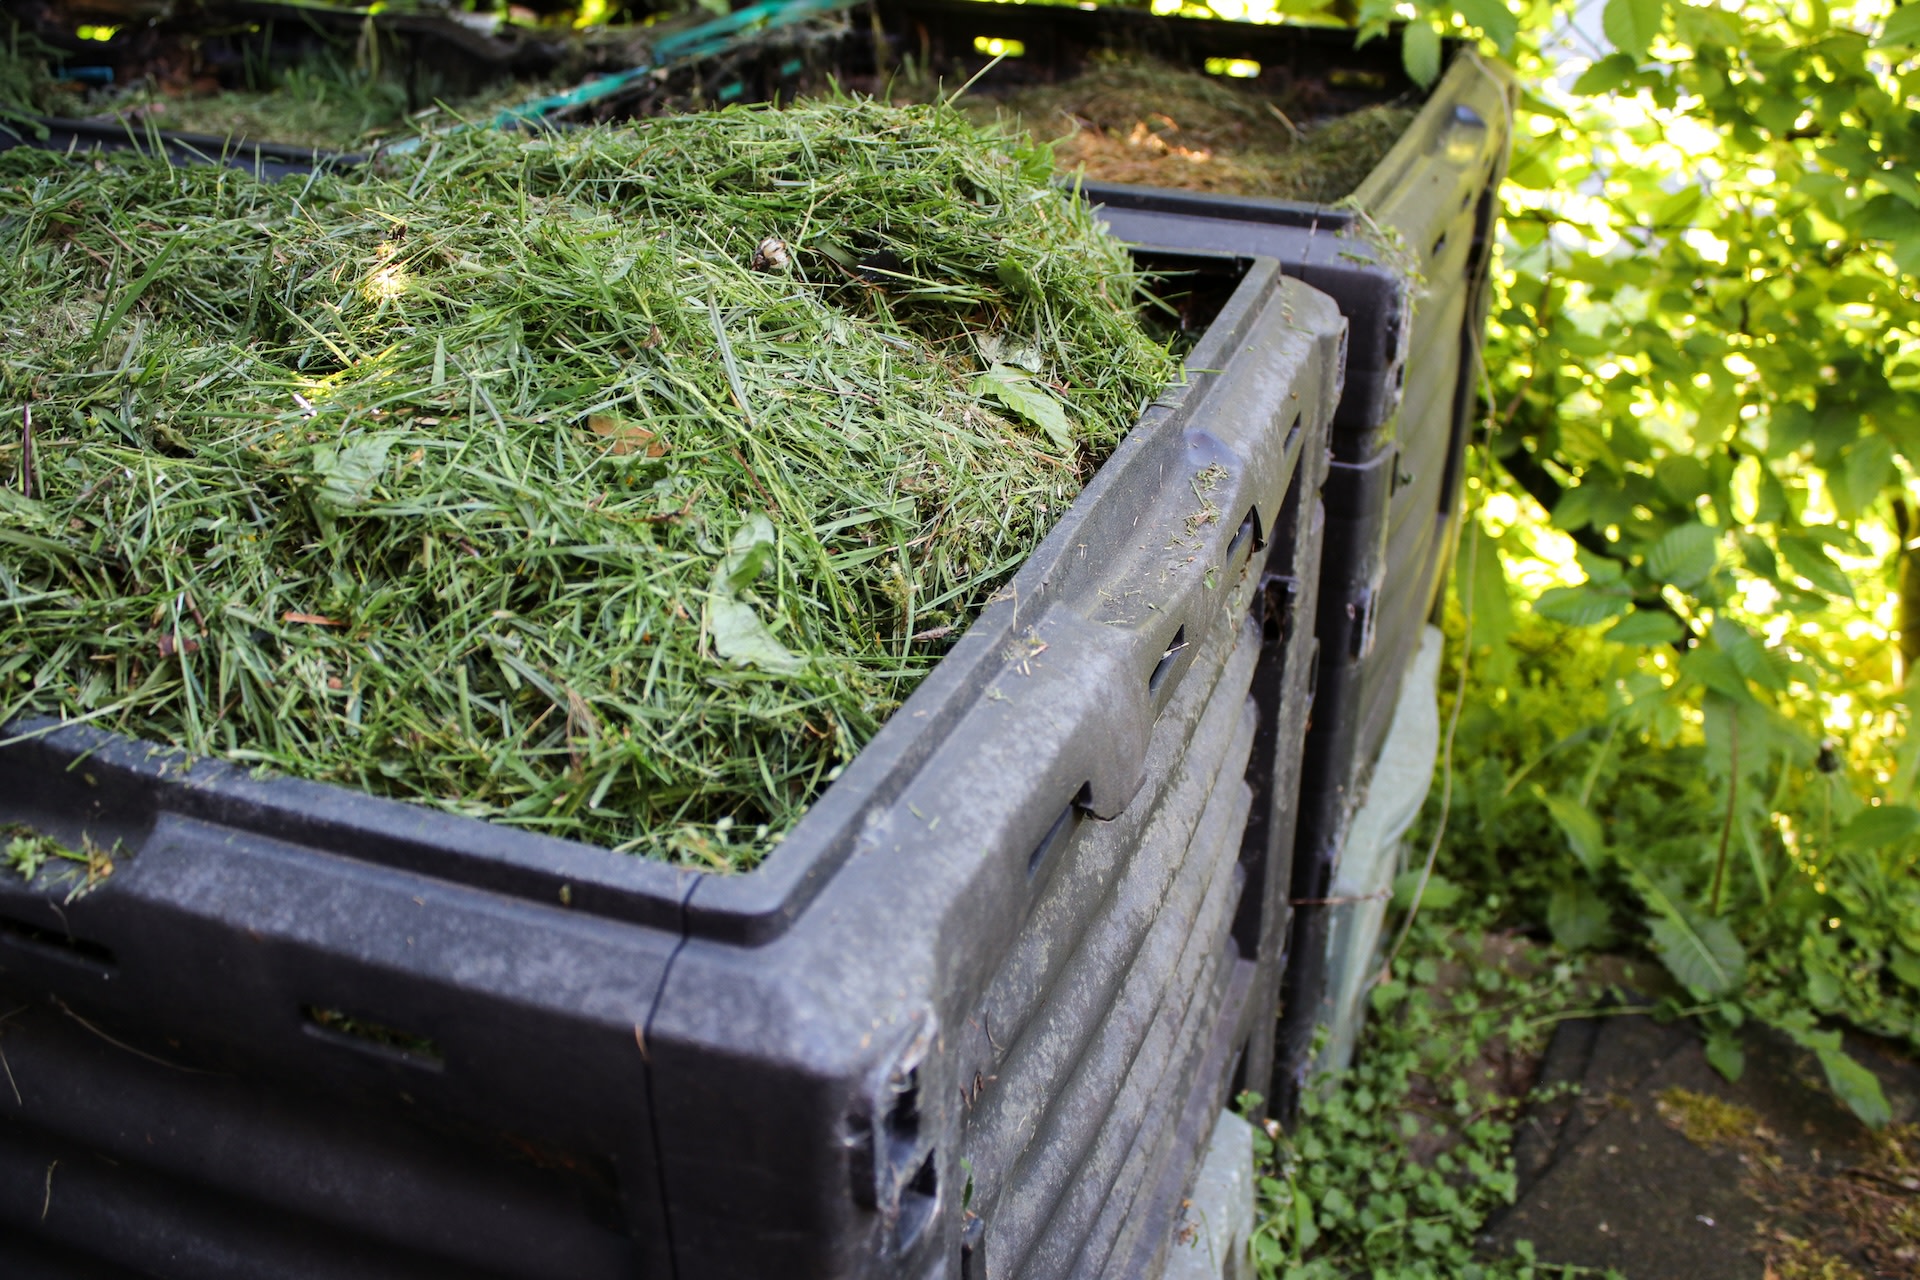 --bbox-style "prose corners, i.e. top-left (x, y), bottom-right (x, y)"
top-left (0, 99), bottom-right (1178, 870)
